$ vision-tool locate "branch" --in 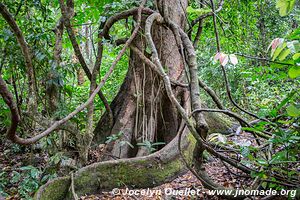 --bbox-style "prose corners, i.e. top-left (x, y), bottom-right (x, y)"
top-left (163, 8), bottom-right (208, 137)
top-left (102, 7), bottom-right (154, 40)
top-left (24, 113), bottom-right (80, 136)
top-left (59, 0), bottom-right (114, 129)
top-left (179, 28), bottom-right (210, 137)
top-left (204, 143), bottom-right (253, 174)
top-left (70, 172), bottom-right (79, 200)
top-left (0, 3), bottom-right (38, 109)
top-left (0, 1), bottom-right (145, 145)
top-left (0, 74), bottom-right (20, 143)
top-left (191, 108), bottom-right (271, 141)
top-left (235, 53), bottom-right (294, 66)
top-left (162, 3), bottom-right (191, 84)
top-left (198, 79), bottom-right (225, 109)
top-left (193, 20), bottom-right (203, 48)
top-left (187, 0), bottom-right (224, 34)
top-left (53, 17), bottom-right (64, 64)
top-left (210, 0), bottom-right (271, 123)
top-left (178, 124), bottom-right (222, 190)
